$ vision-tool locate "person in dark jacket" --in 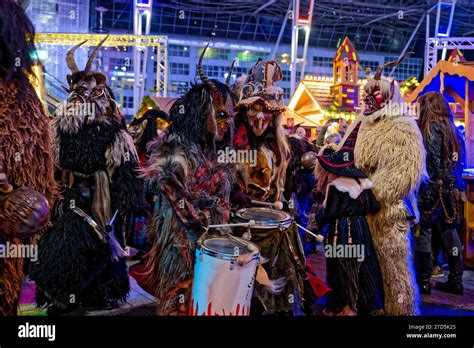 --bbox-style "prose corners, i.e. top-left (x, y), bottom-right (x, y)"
top-left (415, 91), bottom-right (465, 295)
